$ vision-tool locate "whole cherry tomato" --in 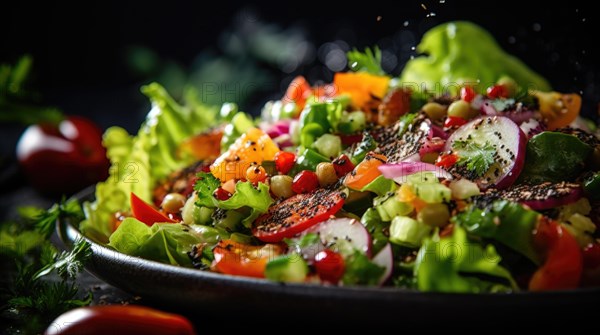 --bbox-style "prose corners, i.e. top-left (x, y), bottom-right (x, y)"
top-left (16, 116), bottom-right (110, 194)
